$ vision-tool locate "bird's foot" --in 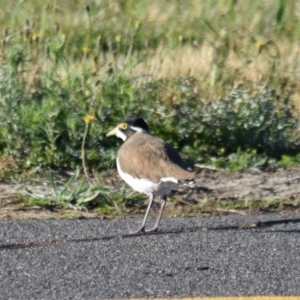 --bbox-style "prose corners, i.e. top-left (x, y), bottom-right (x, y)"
top-left (145, 226), bottom-right (159, 233)
top-left (130, 225), bottom-right (146, 235)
